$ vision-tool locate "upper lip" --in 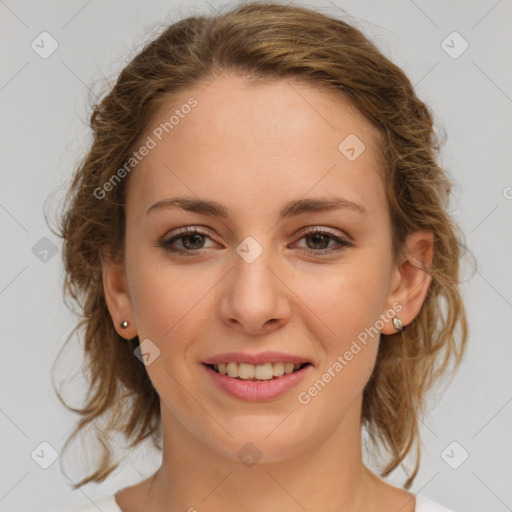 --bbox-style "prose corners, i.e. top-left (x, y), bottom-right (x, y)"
top-left (202, 351), bottom-right (312, 366)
